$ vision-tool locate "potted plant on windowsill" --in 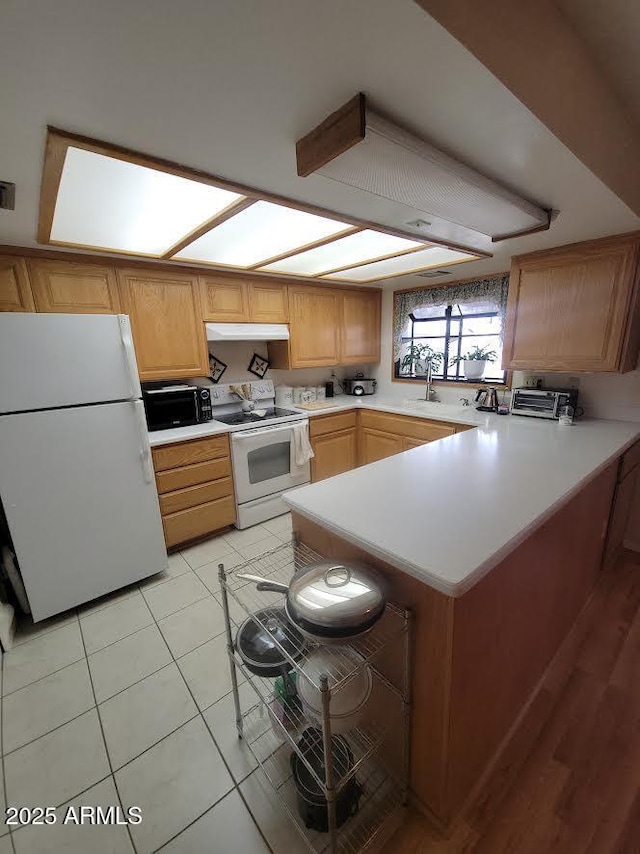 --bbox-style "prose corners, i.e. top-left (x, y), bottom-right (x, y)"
top-left (449, 345), bottom-right (498, 381)
top-left (400, 343), bottom-right (443, 377)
